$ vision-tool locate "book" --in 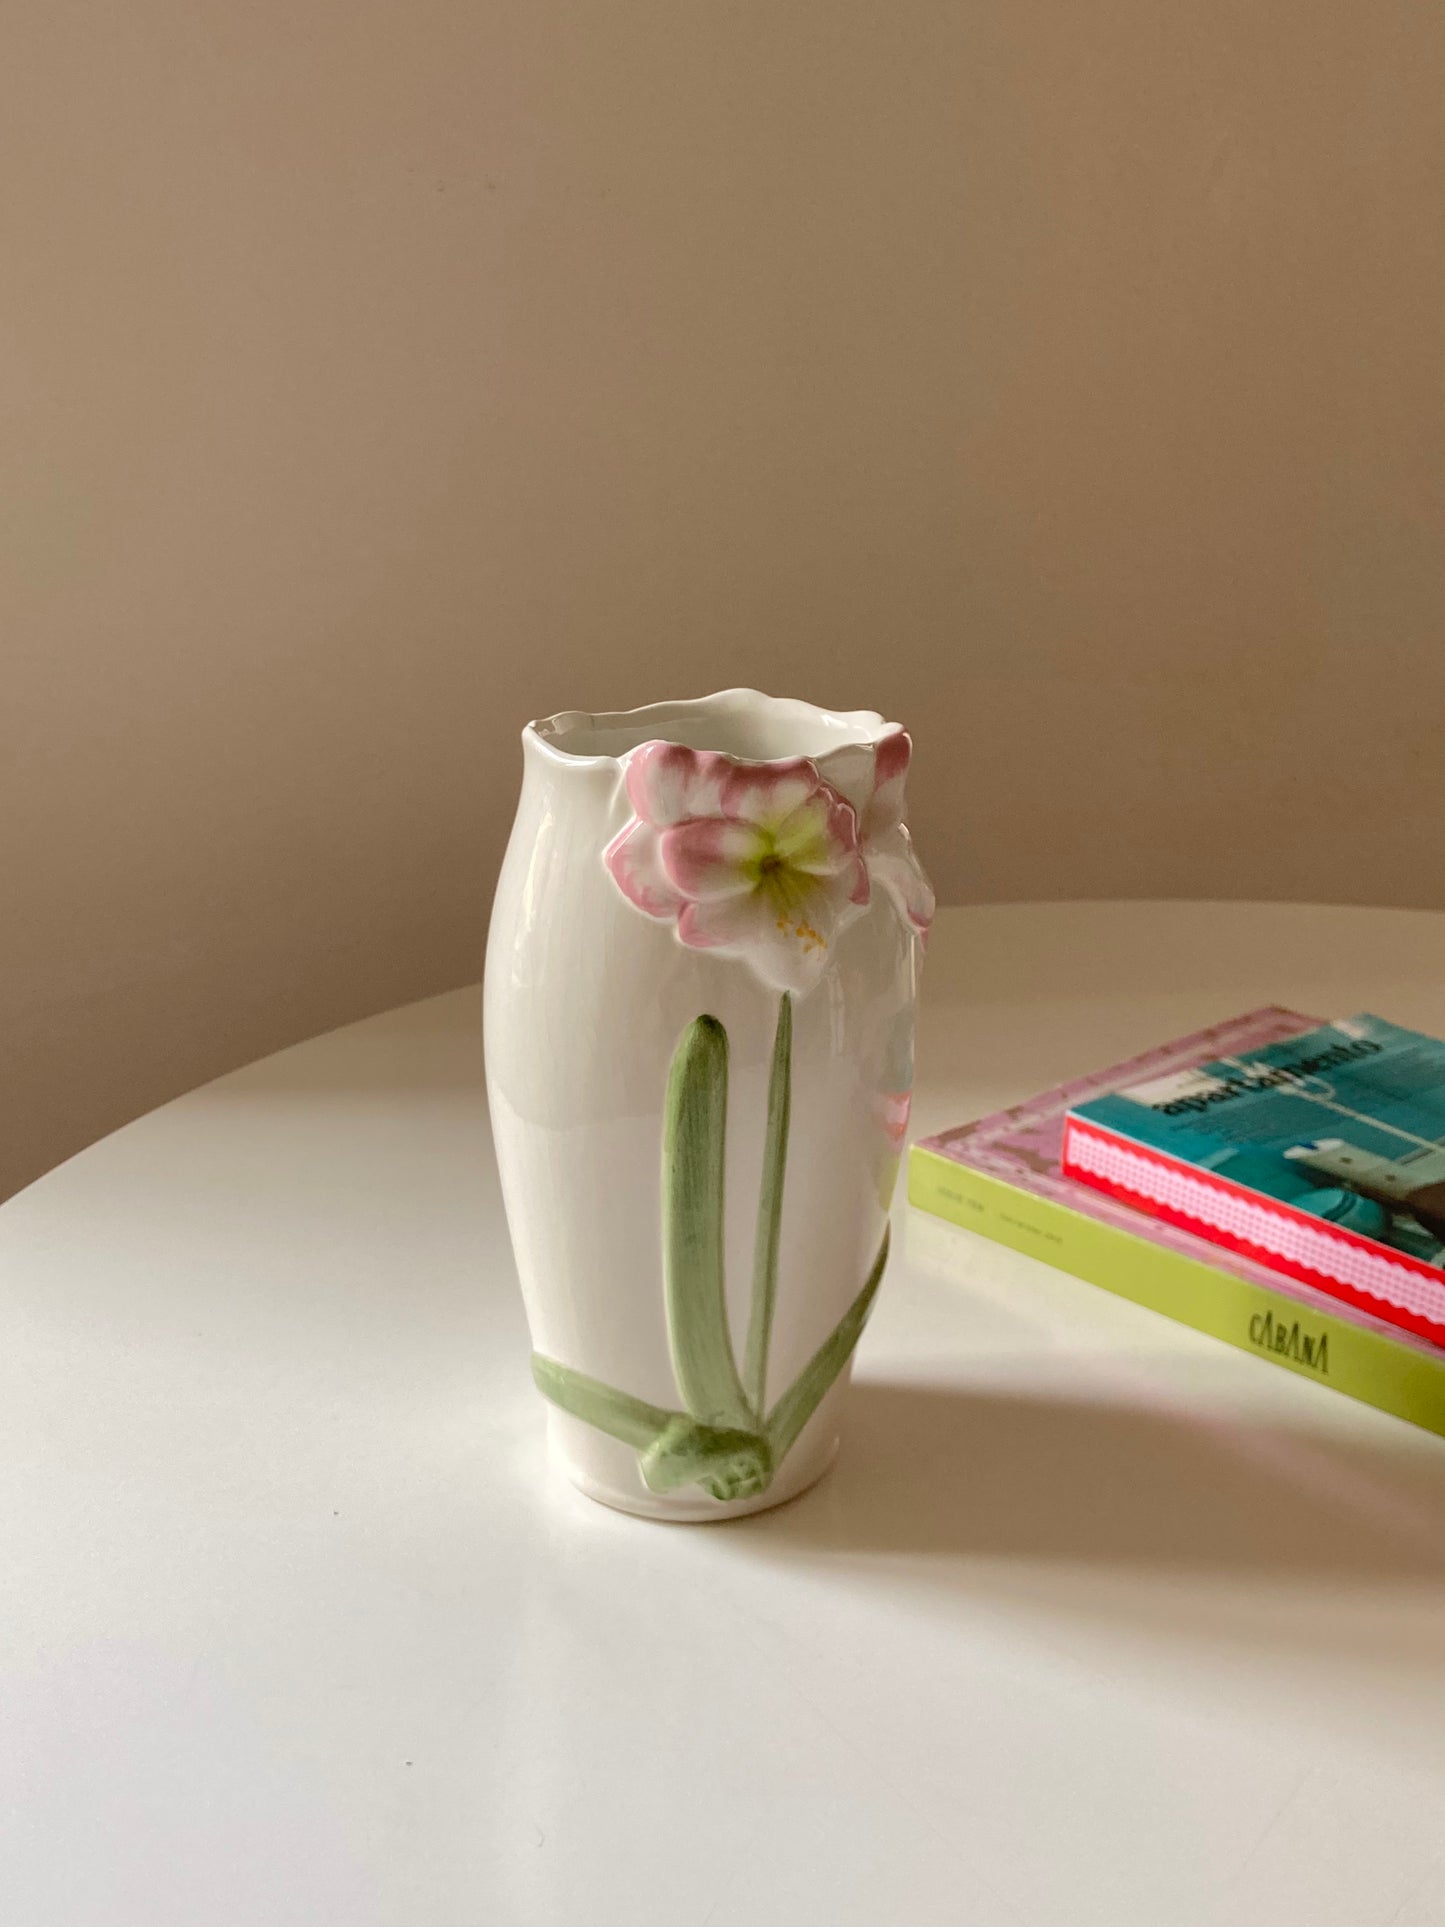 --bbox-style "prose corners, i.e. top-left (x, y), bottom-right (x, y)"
top-left (1063, 1014), bottom-right (1445, 1349)
top-left (908, 1008), bottom-right (1445, 1439)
